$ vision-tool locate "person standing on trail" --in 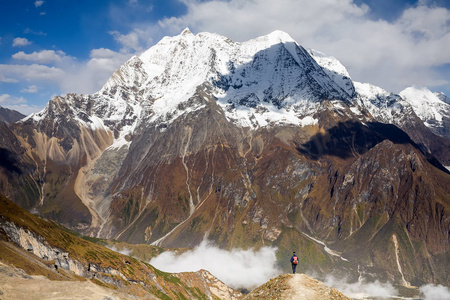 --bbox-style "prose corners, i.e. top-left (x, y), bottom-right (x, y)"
top-left (290, 251), bottom-right (299, 274)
